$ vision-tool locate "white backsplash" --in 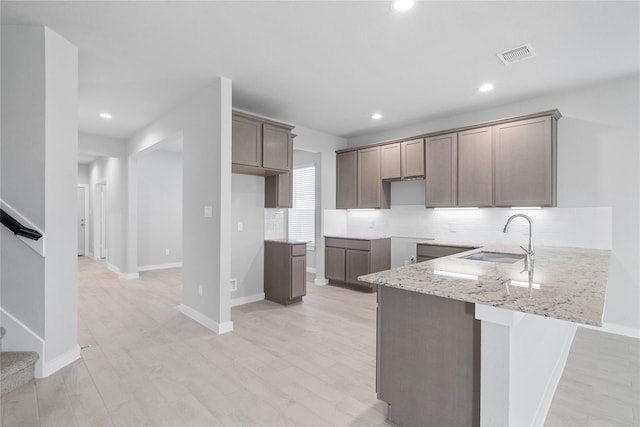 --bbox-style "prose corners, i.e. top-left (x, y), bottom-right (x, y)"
top-left (264, 209), bottom-right (287, 240)
top-left (323, 205), bottom-right (612, 268)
